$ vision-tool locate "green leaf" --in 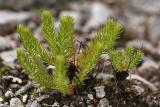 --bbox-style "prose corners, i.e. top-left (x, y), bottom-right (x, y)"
top-left (17, 25), bottom-right (51, 64)
top-left (17, 48), bottom-right (55, 88)
top-left (57, 16), bottom-right (74, 57)
top-left (41, 10), bottom-right (60, 56)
